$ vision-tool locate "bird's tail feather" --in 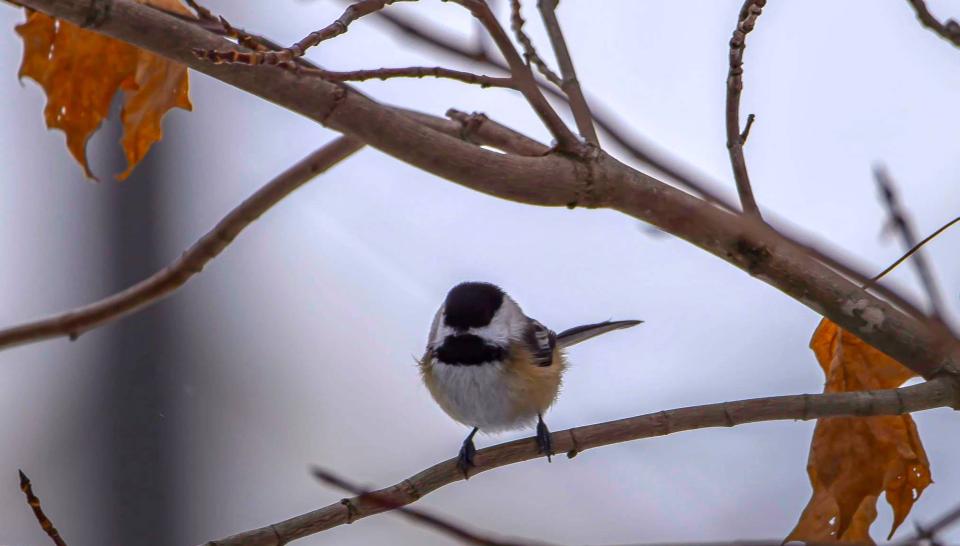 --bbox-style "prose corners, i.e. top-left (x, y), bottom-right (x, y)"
top-left (556, 320), bottom-right (643, 348)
